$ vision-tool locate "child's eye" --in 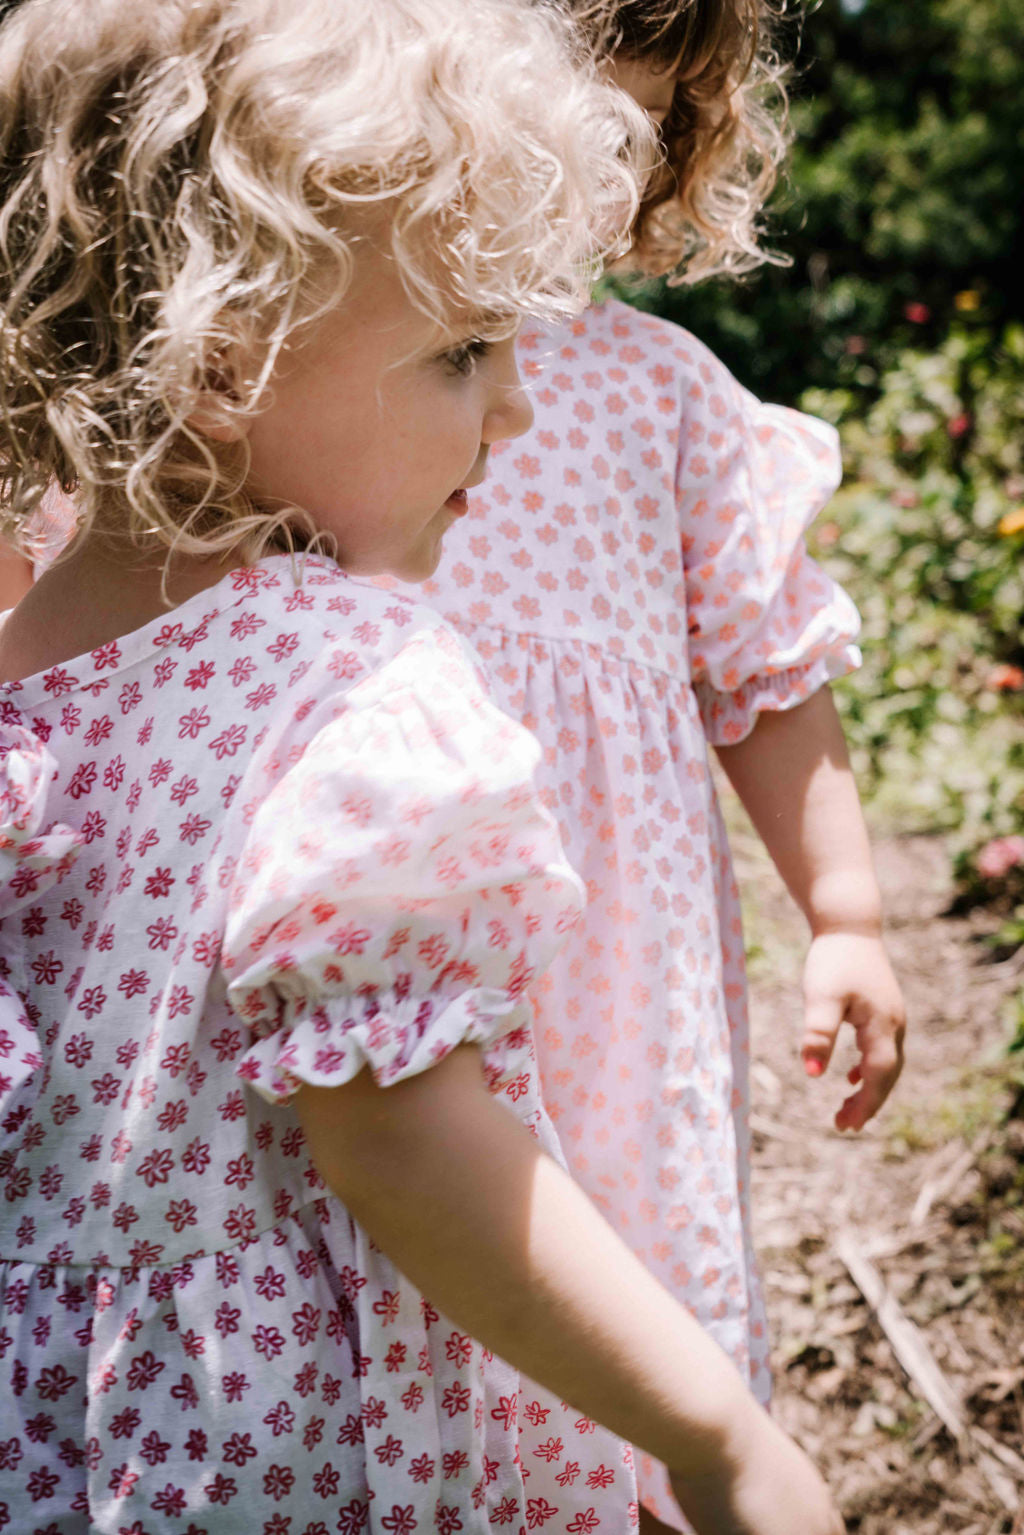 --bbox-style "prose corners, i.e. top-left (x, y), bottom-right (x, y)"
top-left (442, 339), bottom-right (492, 377)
